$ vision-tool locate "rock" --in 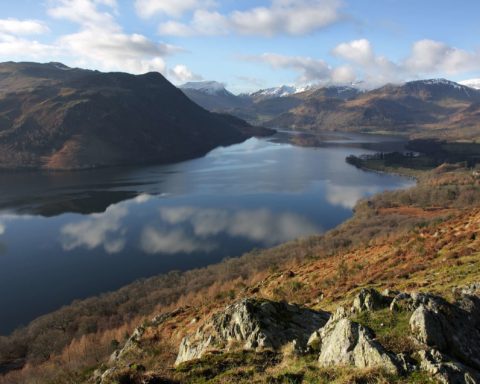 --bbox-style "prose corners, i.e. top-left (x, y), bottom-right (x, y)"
top-left (410, 305), bottom-right (447, 350)
top-left (175, 298), bottom-right (330, 365)
top-left (453, 282), bottom-right (480, 297)
top-left (409, 293), bottom-right (480, 377)
top-left (418, 349), bottom-right (480, 384)
top-left (315, 308), bottom-right (401, 374)
top-left (306, 330), bottom-right (321, 352)
top-left (352, 288), bottom-right (392, 313)
top-left (390, 291), bottom-right (437, 312)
